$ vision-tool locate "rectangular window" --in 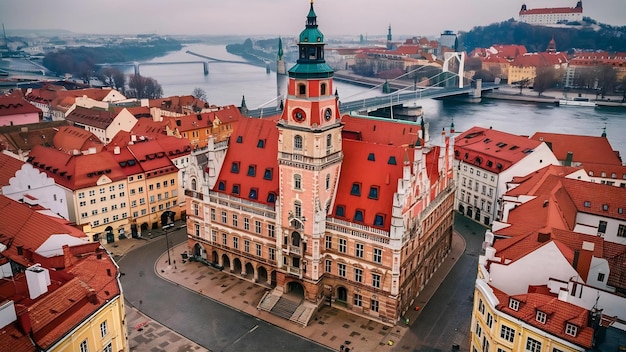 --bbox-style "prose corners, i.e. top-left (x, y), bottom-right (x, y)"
top-left (244, 240), bottom-right (250, 253)
top-left (195, 224), bottom-right (200, 236)
top-left (339, 238), bottom-right (347, 253)
top-left (598, 220), bottom-right (607, 234)
top-left (526, 337), bottom-right (542, 352)
top-left (211, 208), bottom-right (216, 221)
top-left (232, 214), bottom-right (238, 227)
top-left (256, 243), bottom-right (262, 256)
top-left (486, 313), bottom-right (493, 328)
top-left (325, 259), bottom-right (332, 272)
top-left (509, 298), bottom-right (520, 311)
top-left (355, 243), bottom-right (364, 258)
top-left (565, 323), bottom-right (578, 337)
top-left (372, 273), bottom-right (381, 288)
top-left (100, 321), bottom-right (108, 338)
top-left (221, 211), bottom-right (227, 223)
top-left (354, 267), bottom-right (363, 282)
top-left (373, 248), bottom-right (382, 263)
top-left (618, 224), bottom-right (626, 238)
top-left (244, 217), bottom-right (250, 230)
top-left (500, 325), bottom-right (515, 343)
top-left (268, 224), bottom-right (275, 238)
top-left (255, 220), bottom-right (262, 234)
top-left (212, 230), bottom-right (217, 243)
top-left (478, 298), bottom-right (485, 314)
top-left (597, 272), bottom-right (605, 281)
top-left (338, 263), bottom-right (346, 277)
top-left (325, 235), bottom-right (332, 249)
top-left (536, 311), bottom-right (547, 324)
top-left (222, 233), bottom-right (227, 246)
top-left (233, 237), bottom-right (239, 249)
top-left (269, 247), bottom-right (275, 261)
top-left (79, 192), bottom-right (85, 199)
top-left (353, 294), bottom-right (362, 307)
top-left (103, 343), bottom-right (112, 352)
top-left (370, 299), bottom-right (379, 312)
top-left (80, 339), bottom-right (88, 352)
